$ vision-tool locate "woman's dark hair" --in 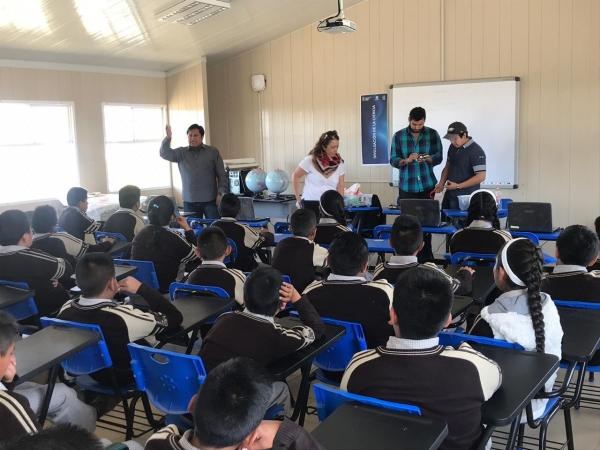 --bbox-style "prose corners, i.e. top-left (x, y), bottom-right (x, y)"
top-left (32, 205), bottom-right (58, 233)
top-left (309, 130), bottom-right (339, 159)
top-left (147, 196), bottom-right (175, 227)
top-left (466, 191), bottom-right (500, 229)
top-left (319, 190), bottom-right (346, 225)
top-left (497, 239), bottom-right (545, 352)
